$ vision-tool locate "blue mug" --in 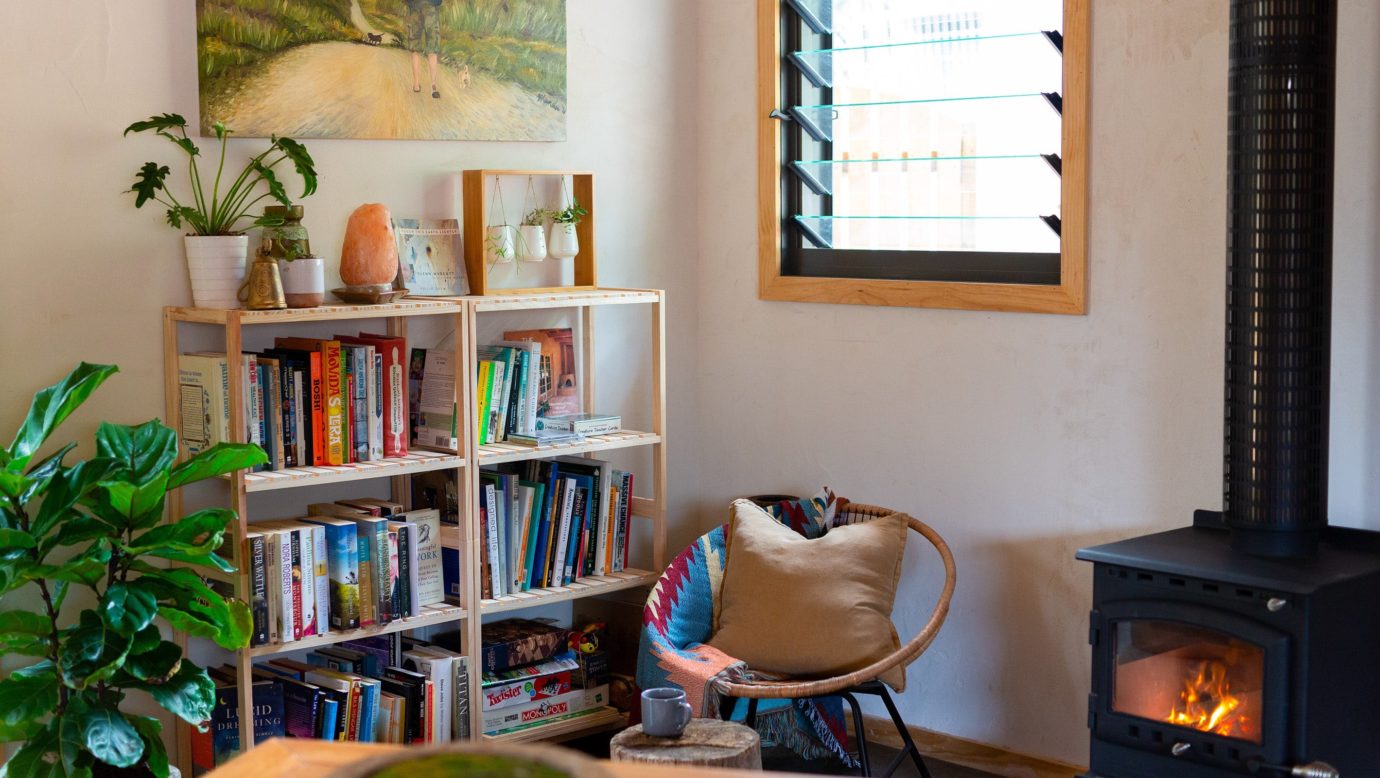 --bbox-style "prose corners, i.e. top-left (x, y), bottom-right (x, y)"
top-left (641, 687), bottom-right (693, 737)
